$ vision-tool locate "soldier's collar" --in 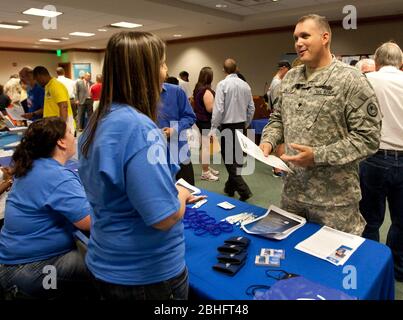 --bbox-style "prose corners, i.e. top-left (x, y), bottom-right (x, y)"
top-left (295, 58), bottom-right (338, 87)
